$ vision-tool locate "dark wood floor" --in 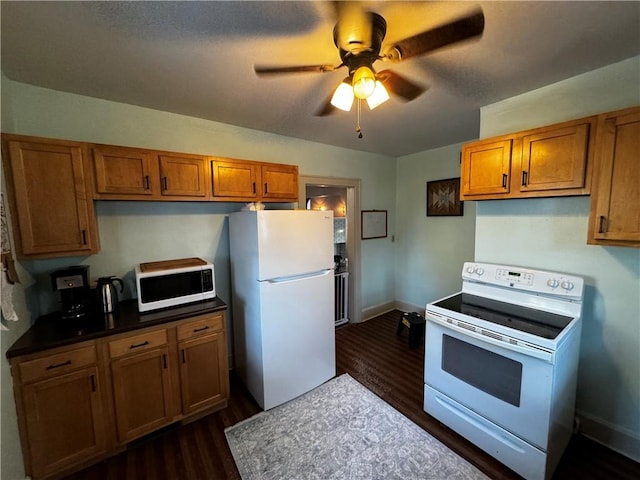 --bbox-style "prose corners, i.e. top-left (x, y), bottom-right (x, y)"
top-left (65, 310), bottom-right (639, 480)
